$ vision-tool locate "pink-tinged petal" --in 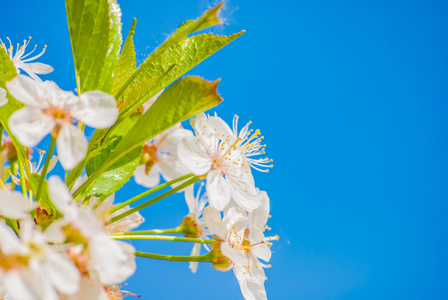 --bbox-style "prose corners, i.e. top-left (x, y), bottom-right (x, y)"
top-left (177, 136), bottom-right (212, 176)
top-left (6, 75), bottom-right (46, 106)
top-left (203, 206), bottom-right (227, 238)
top-left (57, 123), bottom-right (87, 170)
top-left (0, 88), bottom-right (8, 106)
top-left (45, 252), bottom-right (80, 295)
top-left (251, 189), bottom-right (270, 229)
top-left (189, 243), bottom-right (201, 273)
top-left (157, 127), bottom-right (193, 154)
top-left (89, 234), bottom-right (136, 285)
top-left (74, 91), bottom-right (118, 129)
top-left (23, 62), bottom-right (54, 75)
top-left (8, 107), bottom-right (55, 147)
top-left (206, 170), bottom-right (231, 211)
top-left (0, 190), bottom-right (36, 219)
top-left (134, 164), bottom-right (160, 188)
